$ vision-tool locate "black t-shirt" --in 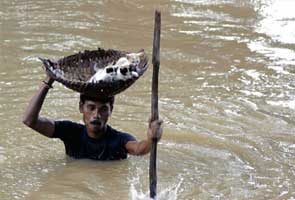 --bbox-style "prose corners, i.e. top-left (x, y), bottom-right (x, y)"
top-left (53, 120), bottom-right (136, 160)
